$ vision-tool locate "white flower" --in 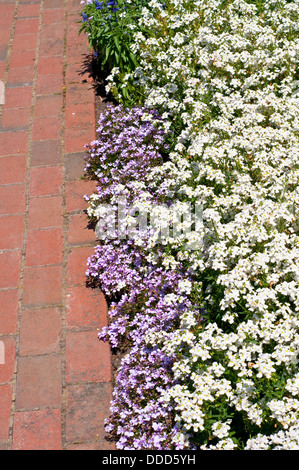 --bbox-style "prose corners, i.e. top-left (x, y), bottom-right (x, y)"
top-left (211, 420), bottom-right (231, 439)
